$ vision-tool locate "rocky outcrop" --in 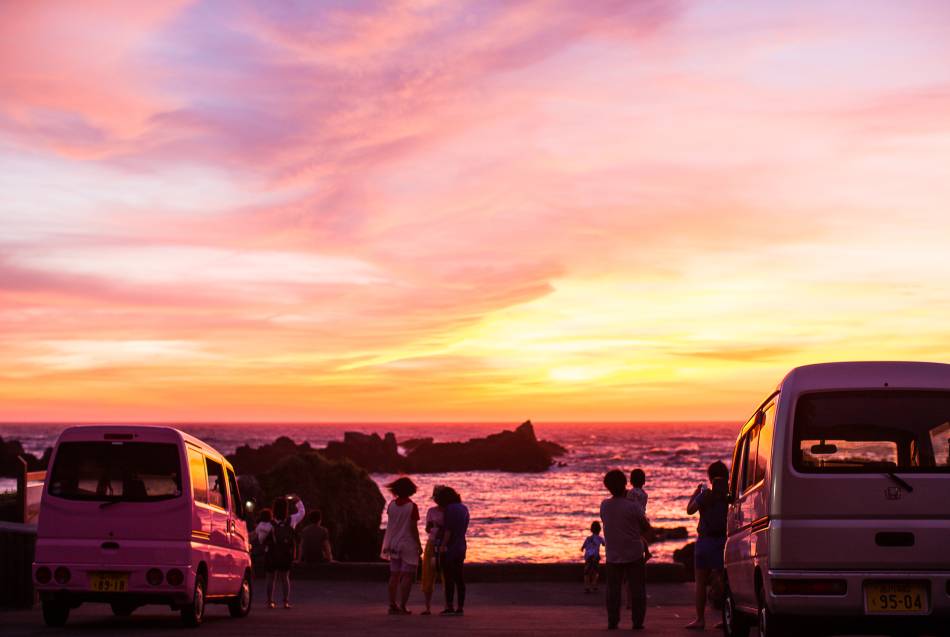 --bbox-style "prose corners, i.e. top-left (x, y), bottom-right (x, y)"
top-left (320, 421), bottom-right (567, 473)
top-left (403, 422), bottom-right (562, 472)
top-left (650, 526), bottom-right (689, 542)
top-left (322, 432), bottom-right (402, 473)
top-left (0, 438), bottom-right (50, 477)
